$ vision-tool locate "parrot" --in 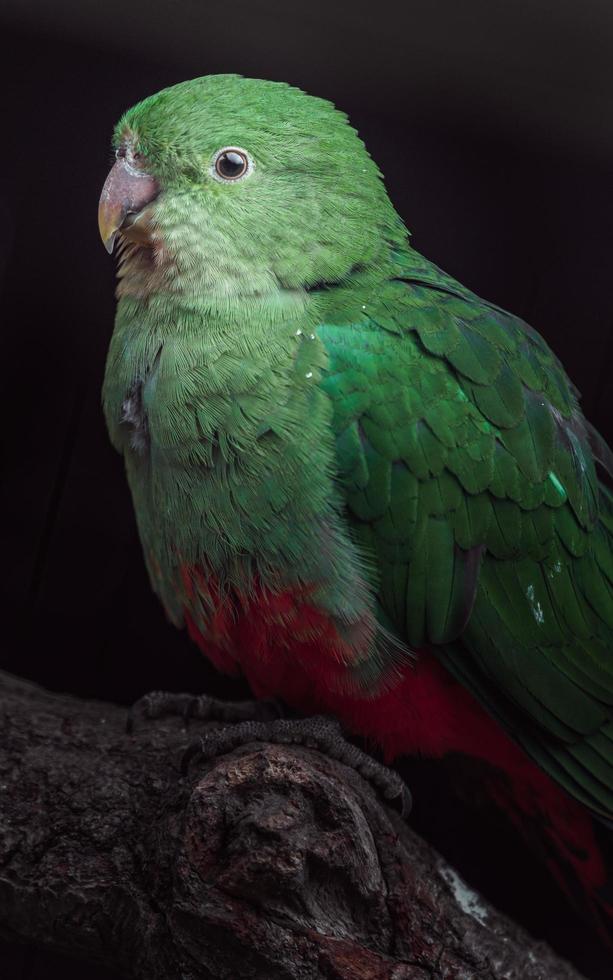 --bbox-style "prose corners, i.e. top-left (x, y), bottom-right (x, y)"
top-left (98, 75), bottom-right (613, 943)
